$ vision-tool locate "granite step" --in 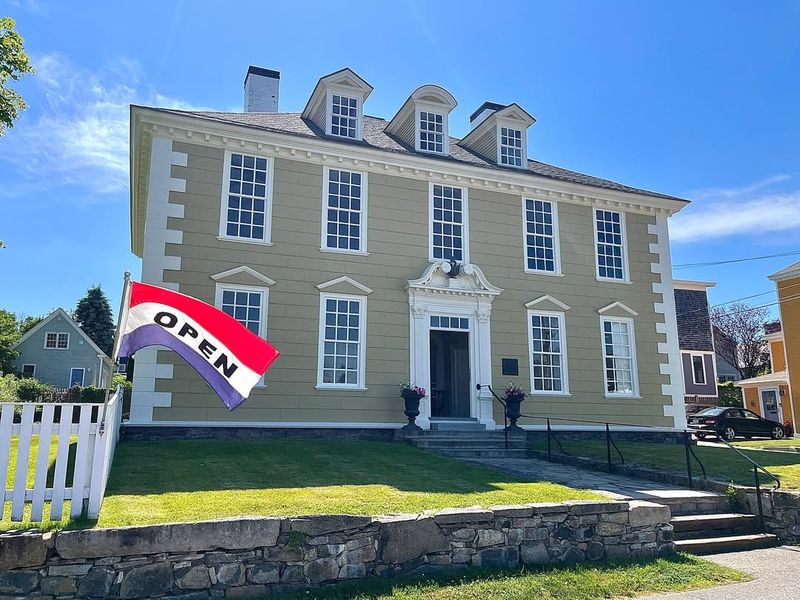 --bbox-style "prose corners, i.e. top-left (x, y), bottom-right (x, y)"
top-left (671, 513), bottom-right (760, 540)
top-left (674, 533), bottom-right (778, 555)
